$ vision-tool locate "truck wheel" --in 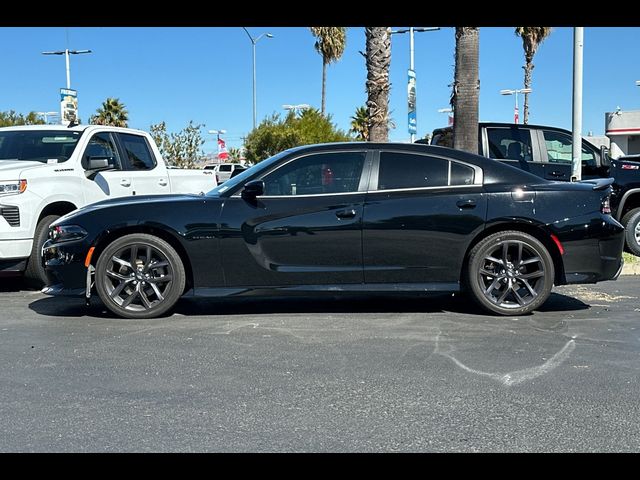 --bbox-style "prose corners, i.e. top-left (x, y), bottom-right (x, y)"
top-left (95, 233), bottom-right (186, 319)
top-left (621, 208), bottom-right (640, 257)
top-left (24, 214), bottom-right (60, 288)
top-left (465, 231), bottom-right (554, 316)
